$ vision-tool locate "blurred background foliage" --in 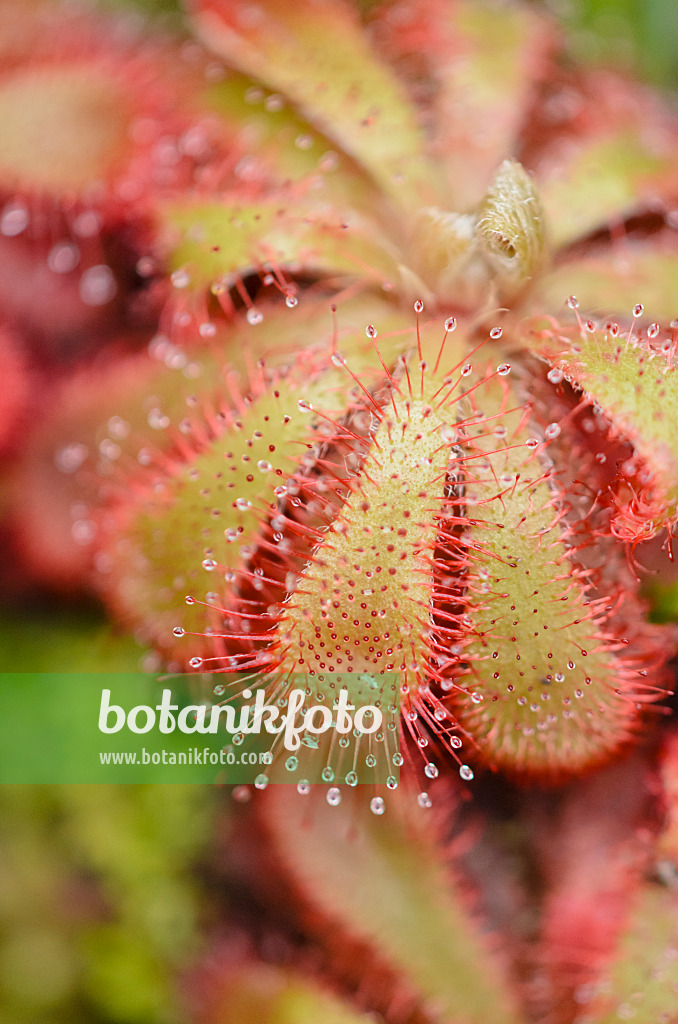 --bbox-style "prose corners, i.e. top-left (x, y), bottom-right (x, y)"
top-left (1, 0), bottom-right (678, 1022)
top-left (552, 0), bottom-right (678, 90)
